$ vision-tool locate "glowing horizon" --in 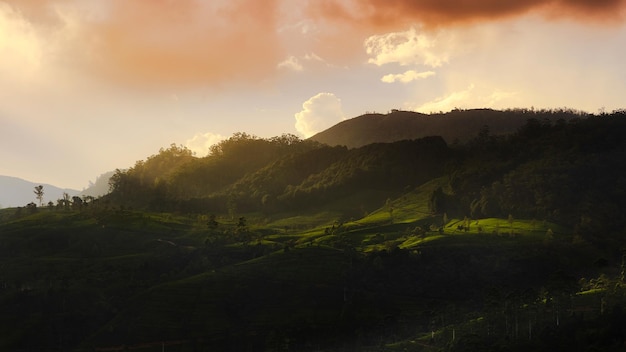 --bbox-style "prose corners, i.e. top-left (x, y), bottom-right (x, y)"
top-left (1, 0), bottom-right (625, 189)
